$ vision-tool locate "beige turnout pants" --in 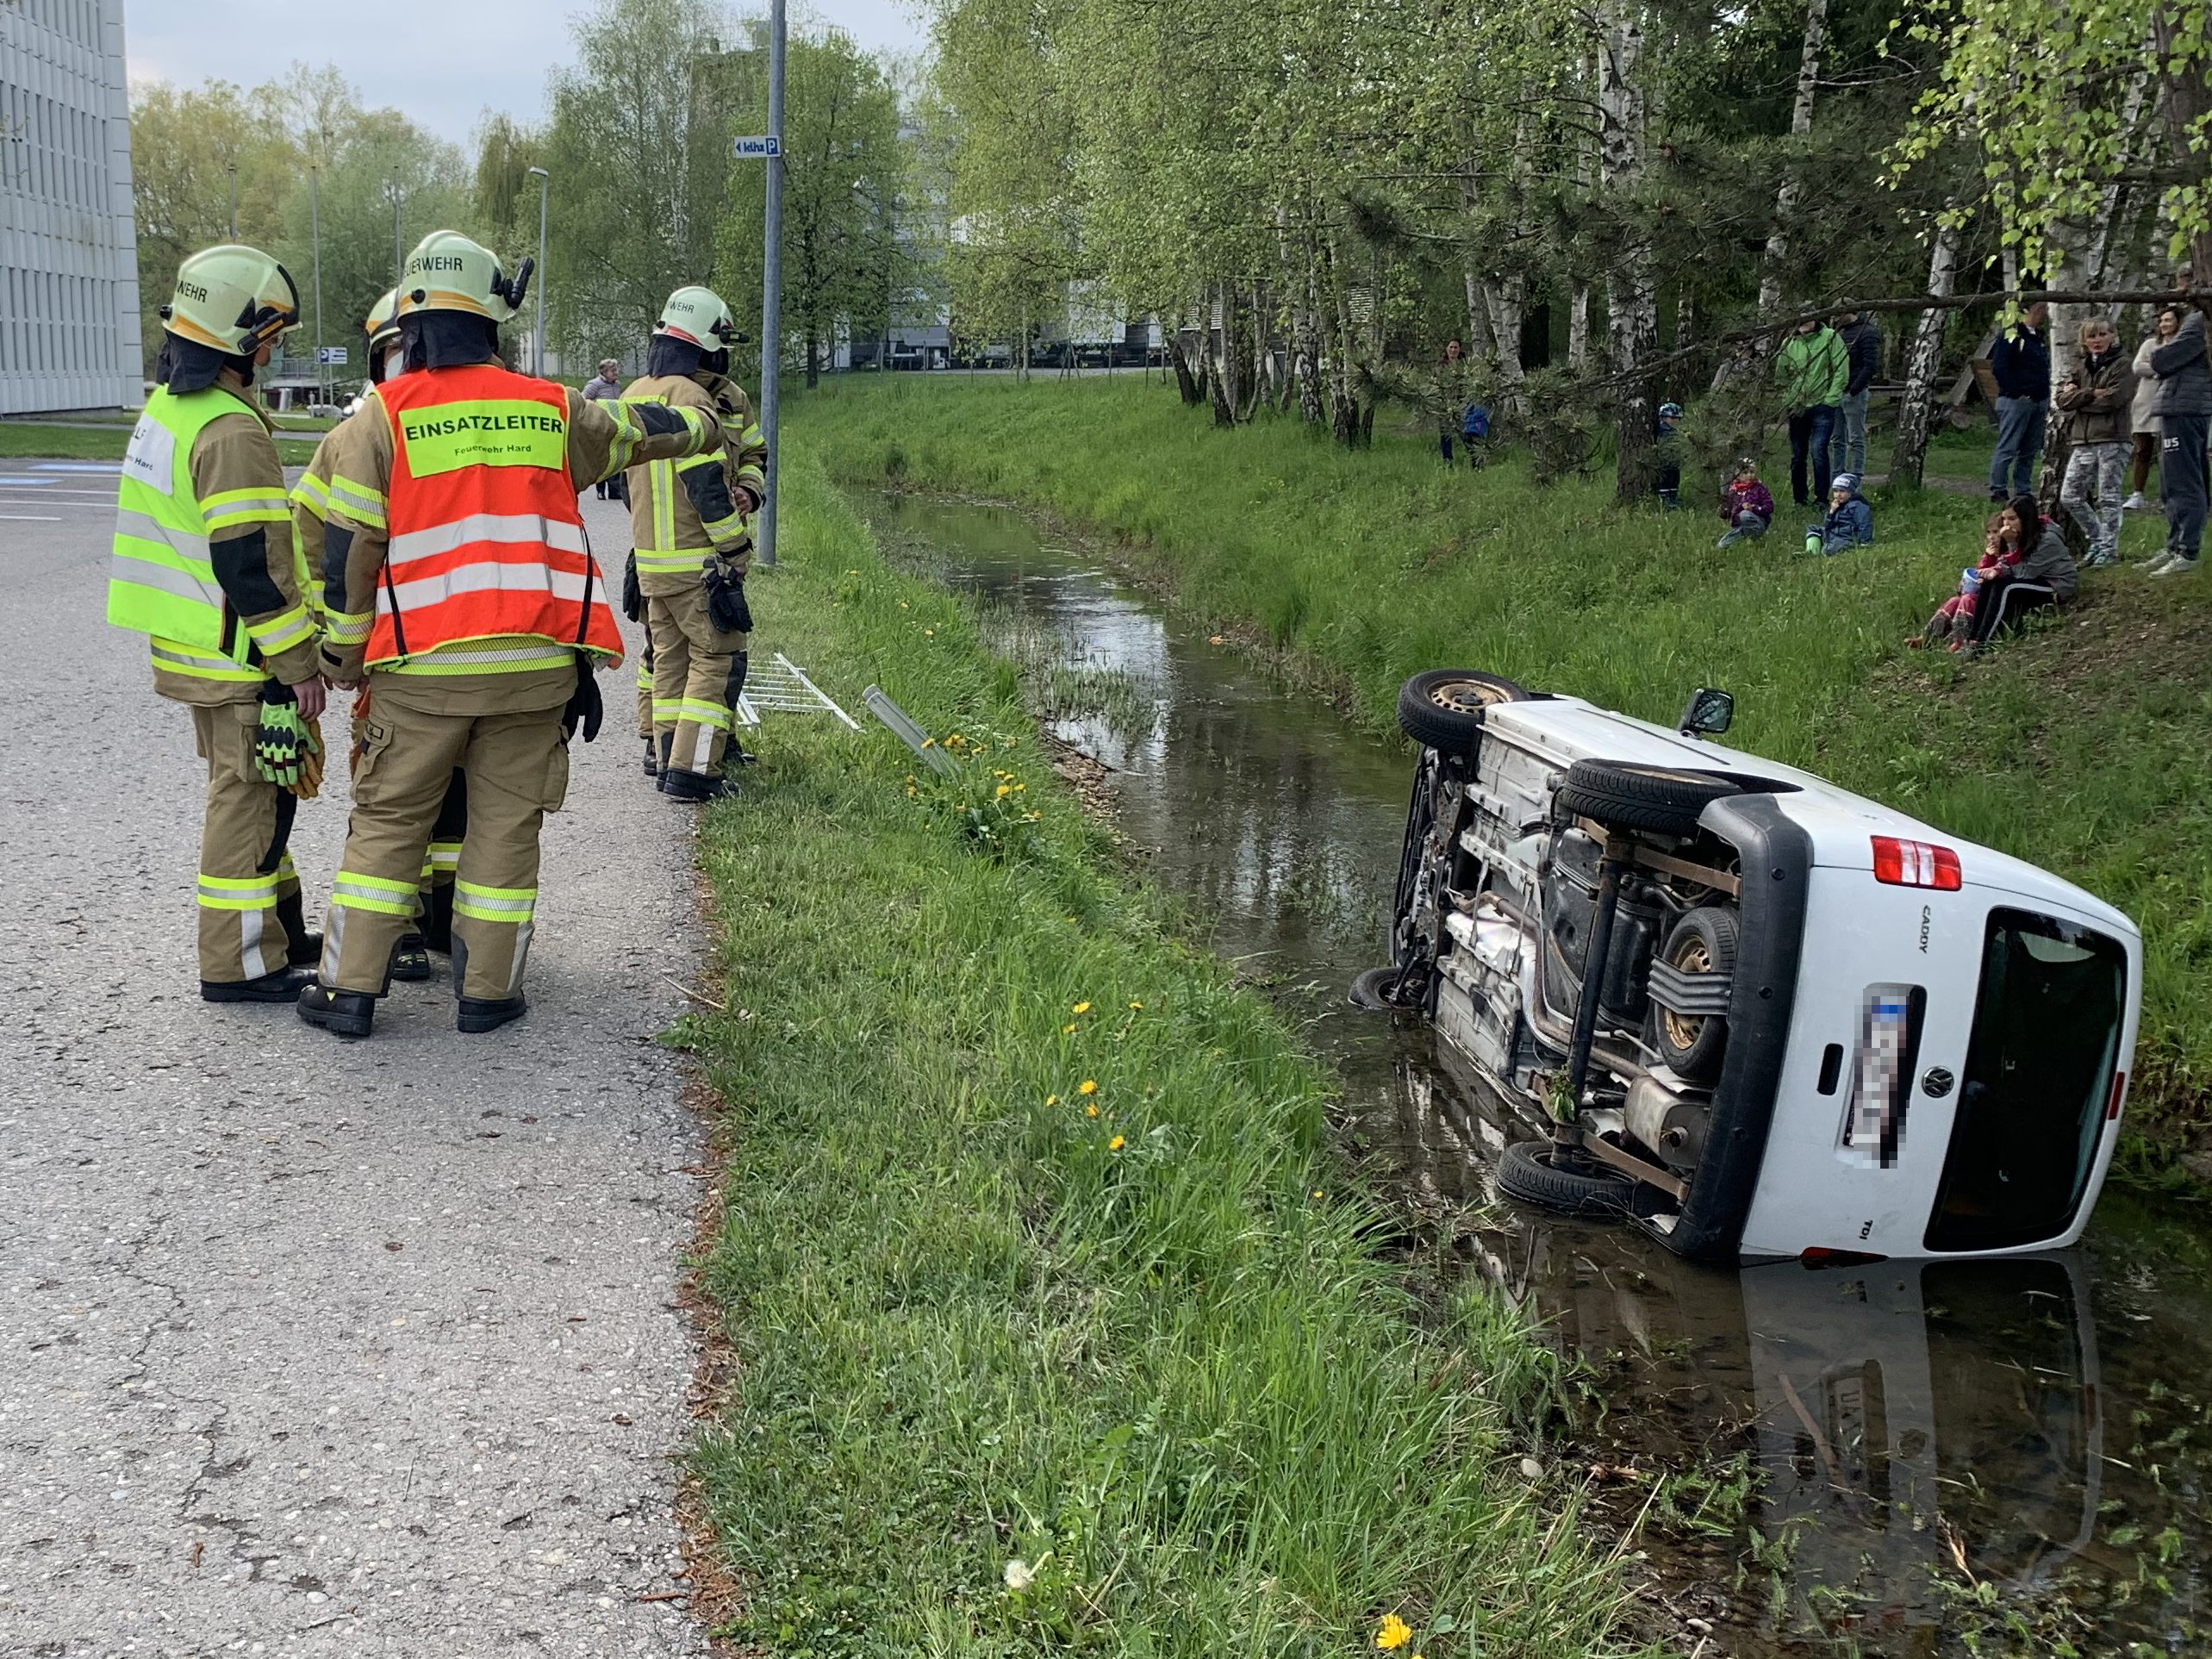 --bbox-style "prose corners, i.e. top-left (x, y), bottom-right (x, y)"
top-left (323, 695), bottom-right (569, 1001)
top-left (190, 702), bottom-right (303, 983)
top-left (647, 582), bottom-right (747, 777)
